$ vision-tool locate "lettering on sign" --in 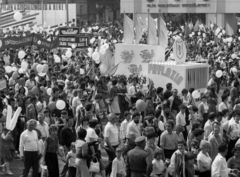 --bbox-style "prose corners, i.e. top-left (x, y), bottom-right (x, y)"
top-left (148, 64), bottom-right (183, 85)
top-left (147, 3), bottom-right (210, 8)
top-left (2, 4), bottom-right (65, 11)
